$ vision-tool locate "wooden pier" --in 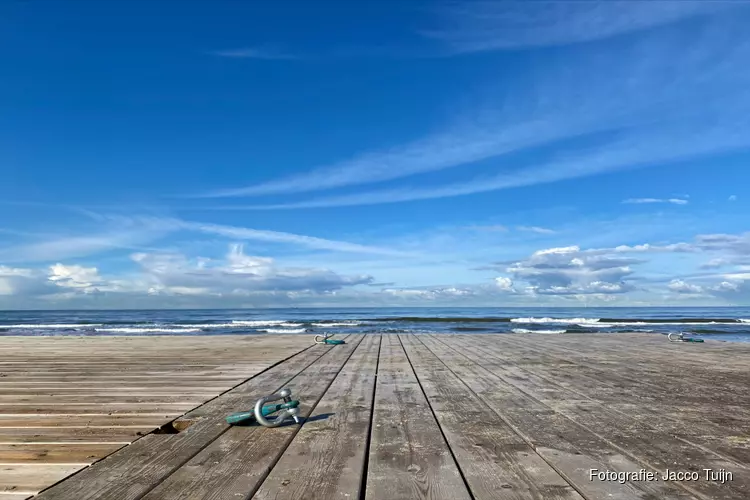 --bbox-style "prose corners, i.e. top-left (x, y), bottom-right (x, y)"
top-left (1, 333), bottom-right (749, 499)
